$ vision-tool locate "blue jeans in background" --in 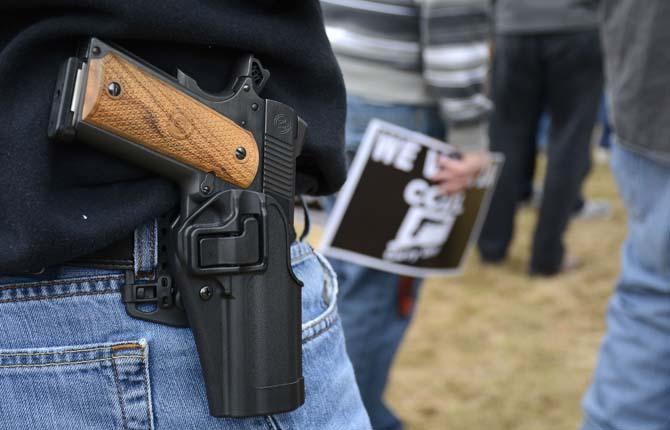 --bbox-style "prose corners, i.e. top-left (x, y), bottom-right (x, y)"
top-left (329, 96), bottom-right (446, 430)
top-left (598, 95), bottom-right (612, 149)
top-left (581, 143), bottom-right (670, 430)
top-left (0, 229), bottom-right (371, 430)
